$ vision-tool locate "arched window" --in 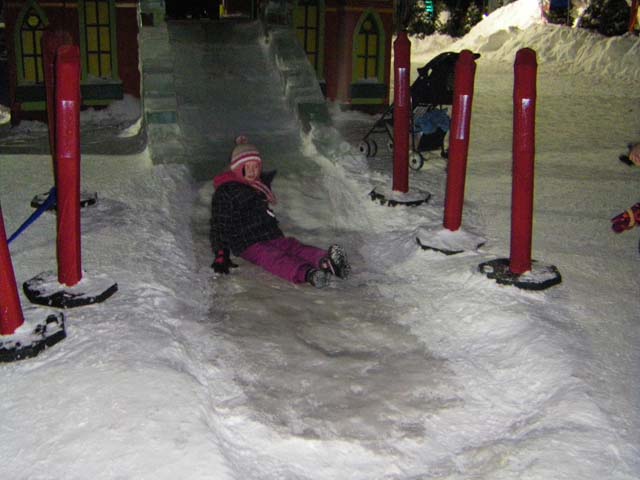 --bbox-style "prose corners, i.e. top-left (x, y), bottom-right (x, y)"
top-left (354, 14), bottom-right (381, 81)
top-left (293, 0), bottom-right (324, 77)
top-left (353, 10), bottom-right (385, 82)
top-left (350, 10), bottom-right (387, 106)
top-left (79, 0), bottom-right (117, 79)
top-left (16, 3), bottom-right (47, 84)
